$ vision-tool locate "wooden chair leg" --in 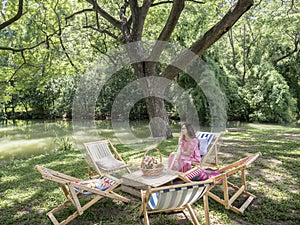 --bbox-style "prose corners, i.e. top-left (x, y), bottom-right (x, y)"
top-left (203, 194), bottom-right (210, 225)
top-left (186, 203), bottom-right (200, 225)
top-left (46, 200), bottom-right (80, 225)
top-left (223, 175), bottom-right (229, 209)
top-left (47, 211), bottom-right (61, 225)
top-left (143, 211), bottom-right (150, 225)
